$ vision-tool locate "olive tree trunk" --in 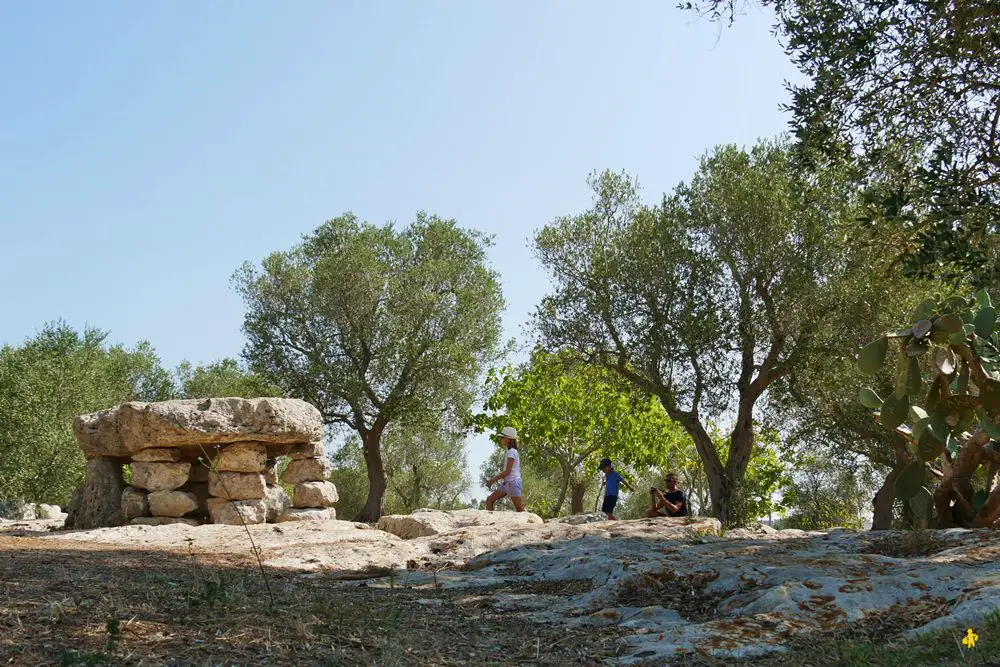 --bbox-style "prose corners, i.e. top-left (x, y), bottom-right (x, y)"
top-left (355, 421), bottom-right (388, 522)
